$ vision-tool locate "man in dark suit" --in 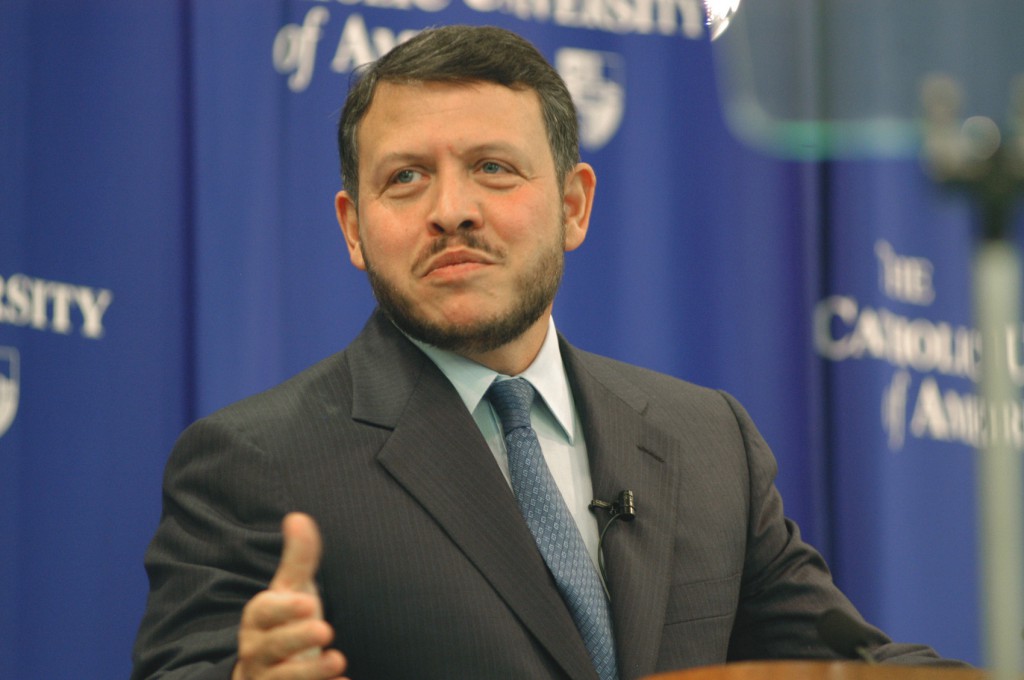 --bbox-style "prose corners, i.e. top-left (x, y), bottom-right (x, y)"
top-left (132, 24), bottom-right (955, 680)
